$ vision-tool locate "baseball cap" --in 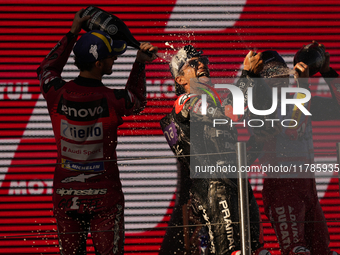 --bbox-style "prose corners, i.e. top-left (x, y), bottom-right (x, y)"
top-left (260, 50), bottom-right (289, 78)
top-left (169, 45), bottom-right (203, 78)
top-left (73, 30), bottom-right (127, 63)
